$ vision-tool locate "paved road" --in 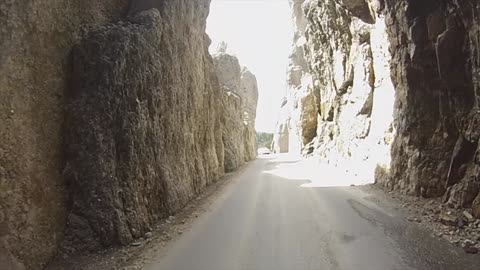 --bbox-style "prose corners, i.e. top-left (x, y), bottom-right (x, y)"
top-left (148, 157), bottom-right (480, 270)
